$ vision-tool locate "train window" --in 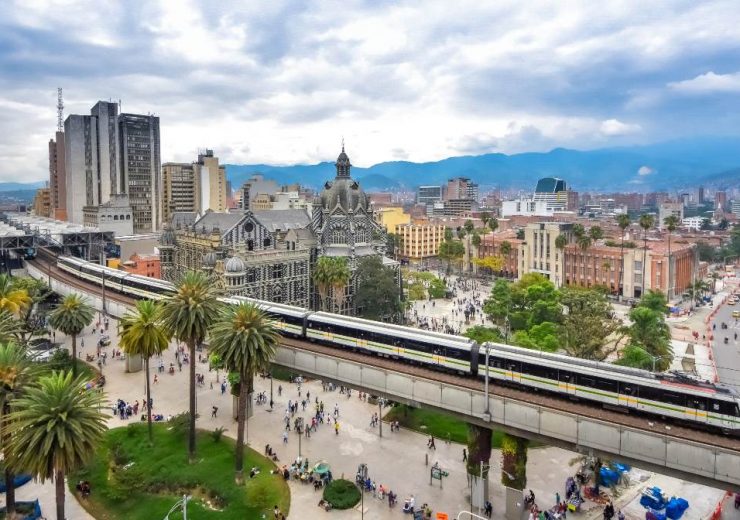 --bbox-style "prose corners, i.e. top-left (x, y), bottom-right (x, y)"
top-left (595, 379), bottom-right (617, 393)
top-left (490, 357), bottom-right (504, 369)
top-left (578, 376), bottom-right (596, 388)
top-left (522, 362), bottom-right (548, 379)
top-left (662, 392), bottom-right (686, 407)
top-left (688, 398), bottom-right (706, 411)
top-left (717, 401), bottom-right (740, 417)
top-left (559, 371), bottom-right (574, 382)
top-left (619, 384), bottom-right (637, 396)
top-left (506, 361), bottom-right (521, 372)
top-left (711, 402), bottom-right (721, 413)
